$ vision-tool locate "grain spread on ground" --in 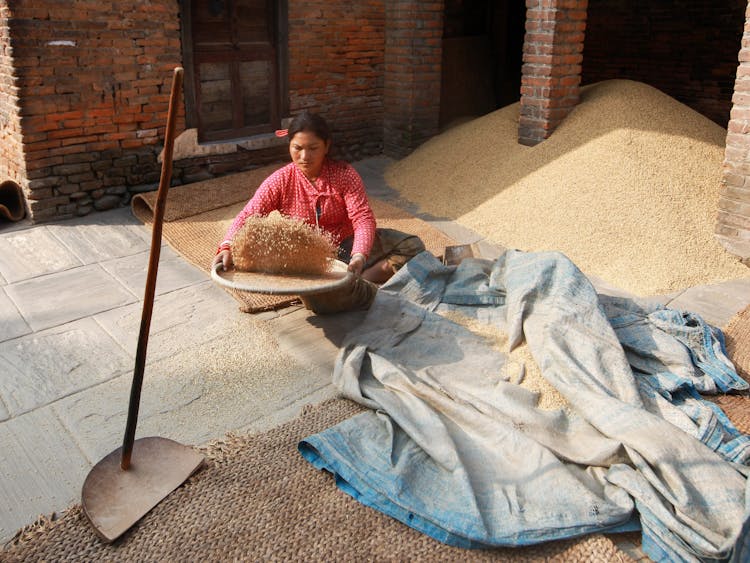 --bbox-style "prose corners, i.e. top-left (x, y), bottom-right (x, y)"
top-left (137, 314), bottom-right (326, 441)
top-left (386, 79), bottom-right (749, 296)
top-left (231, 211), bottom-right (337, 275)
